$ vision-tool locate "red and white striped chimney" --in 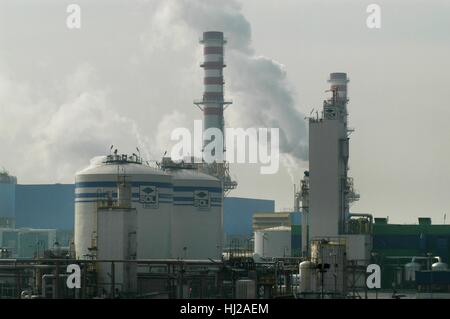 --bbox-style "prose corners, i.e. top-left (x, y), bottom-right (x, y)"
top-left (195, 31), bottom-right (231, 160)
